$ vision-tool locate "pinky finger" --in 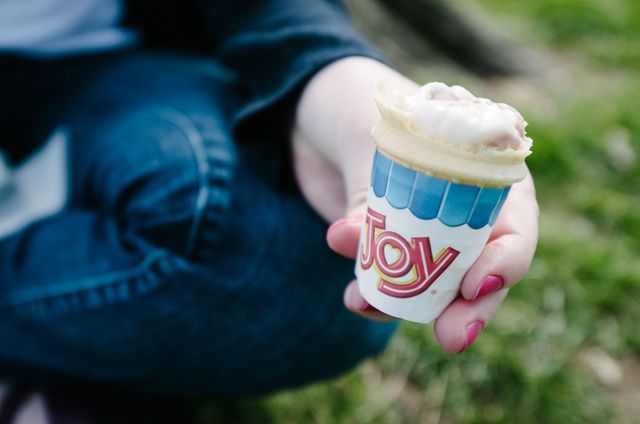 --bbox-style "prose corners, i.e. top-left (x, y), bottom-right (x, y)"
top-left (434, 289), bottom-right (508, 354)
top-left (343, 280), bottom-right (397, 323)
